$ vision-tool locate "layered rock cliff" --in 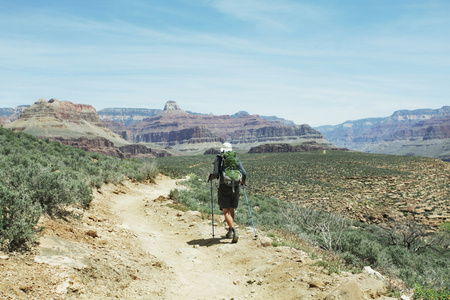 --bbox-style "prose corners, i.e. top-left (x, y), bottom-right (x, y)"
top-left (5, 98), bottom-right (124, 142)
top-left (98, 107), bottom-right (161, 126)
top-left (109, 101), bottom-right (331, 153)
top-left (315, 106), bottom-right (450, 161)
top-left (4, 98), bottom-right (170, 158)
